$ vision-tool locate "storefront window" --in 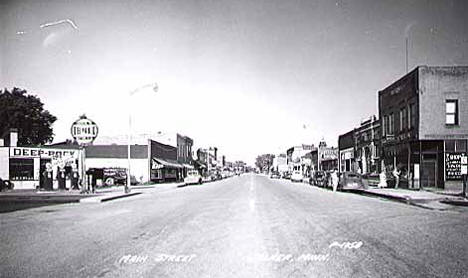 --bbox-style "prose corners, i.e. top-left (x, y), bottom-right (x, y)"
top-left (446, 140), bottom-right (467, 152)
top-left (446, 140), bottom-right (456, 152)
top-left (151, 169), bottom-right (162, 179)
top-left (10, 158), bottom-right (34, 180)
top-left (456, 140), bottom-right (467, 152)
